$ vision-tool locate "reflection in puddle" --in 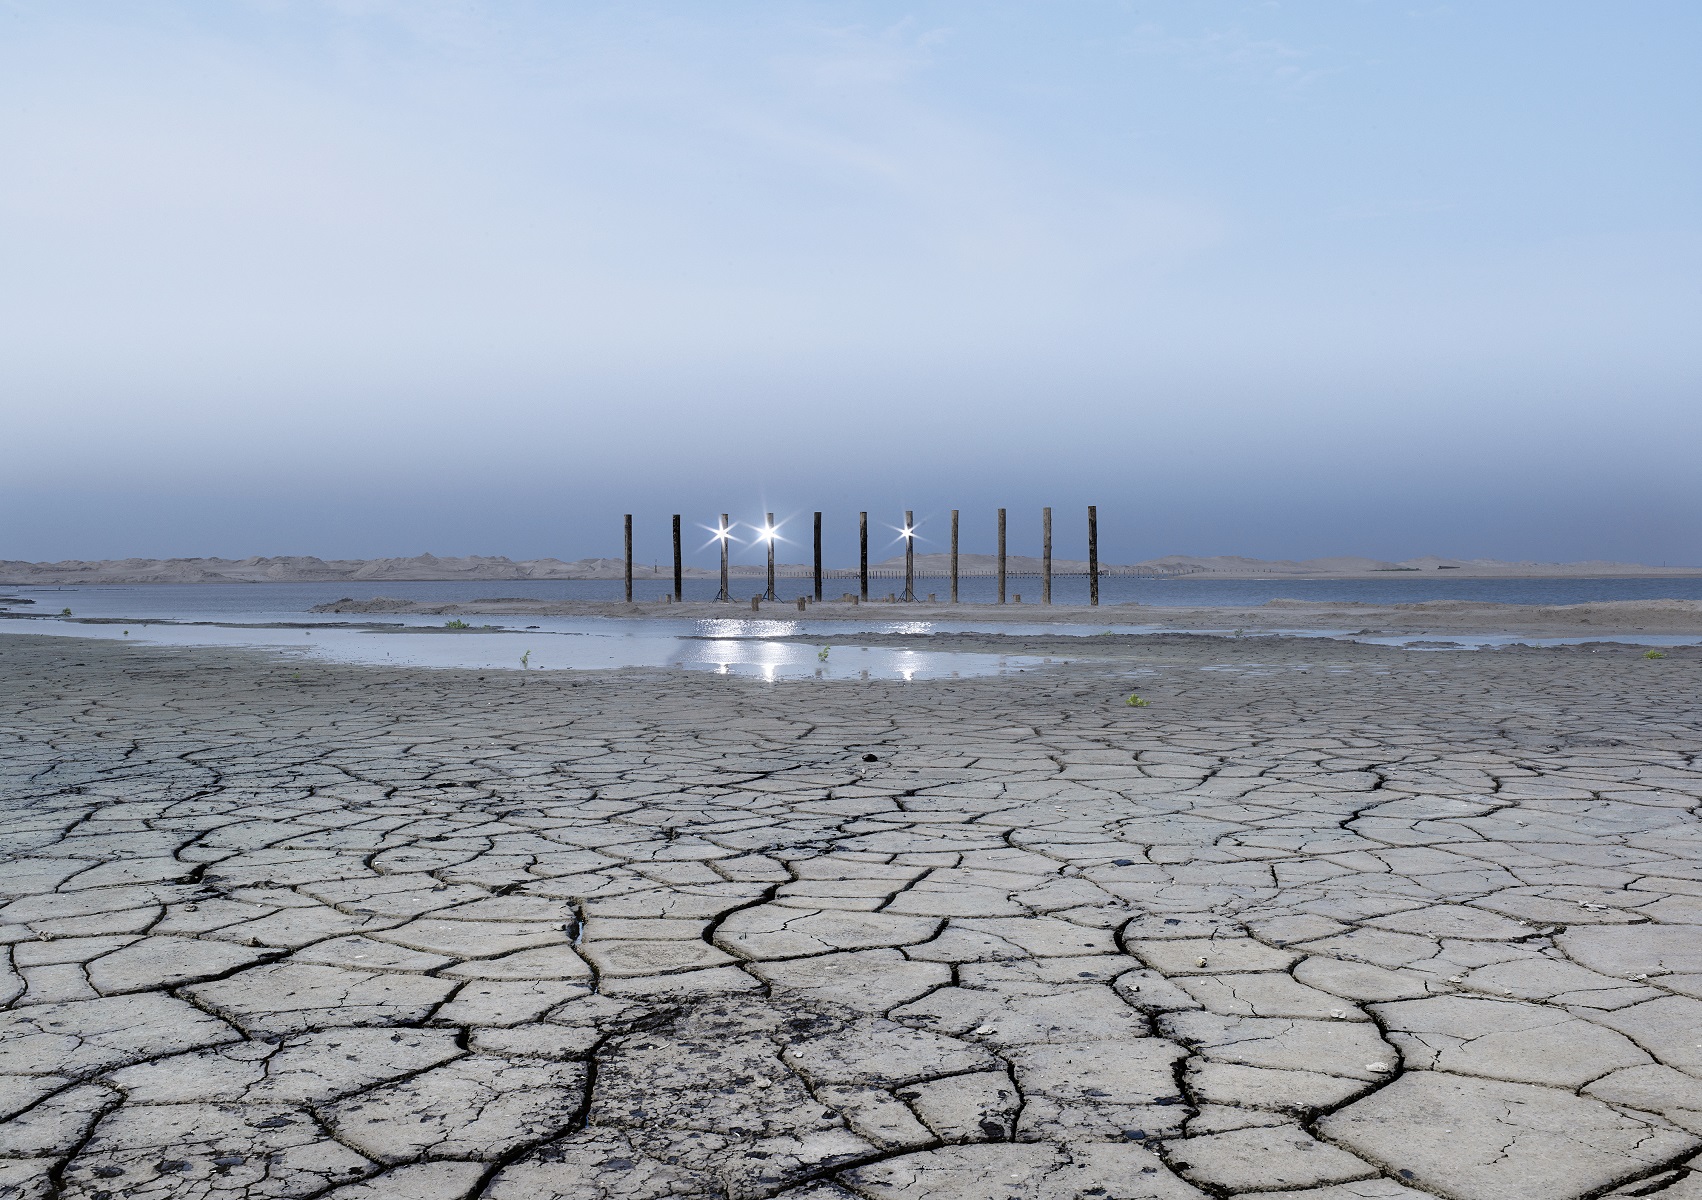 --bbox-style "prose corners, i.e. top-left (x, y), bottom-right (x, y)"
top-left (5, 602), bottom-right (1696, 679)
top-left (3, 619), bottom-right (1057, 681)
